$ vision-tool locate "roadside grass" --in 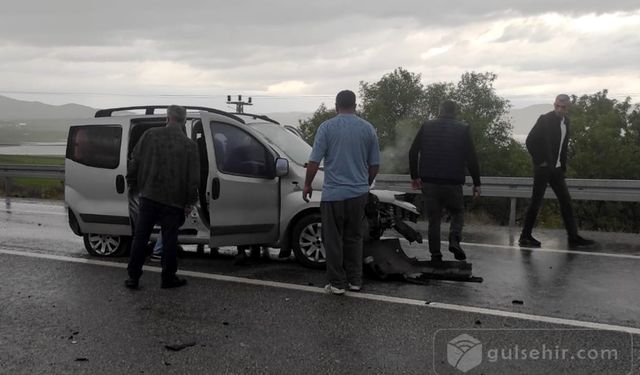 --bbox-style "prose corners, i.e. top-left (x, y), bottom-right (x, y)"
top-left (0, 155), bottom-right (64, 165)
top-left (0, 154), bottom-right (64, 199)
